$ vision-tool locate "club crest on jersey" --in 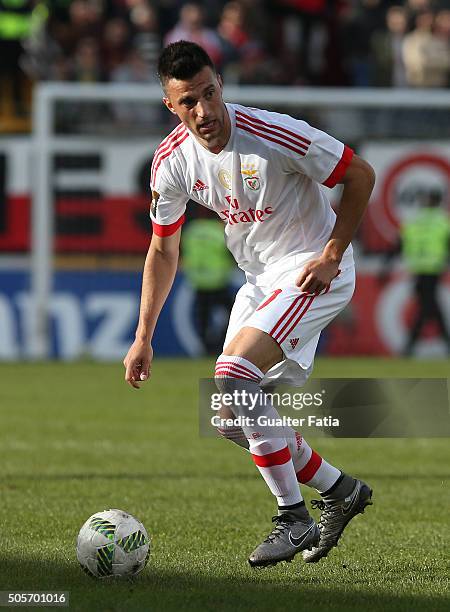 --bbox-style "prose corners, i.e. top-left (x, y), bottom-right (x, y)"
top-left (241, 164), bottom-right (261, 191)
top-left (218, 169), bottom-right (232, 190)
top-left (151, 190), bottom-right (160, 217)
